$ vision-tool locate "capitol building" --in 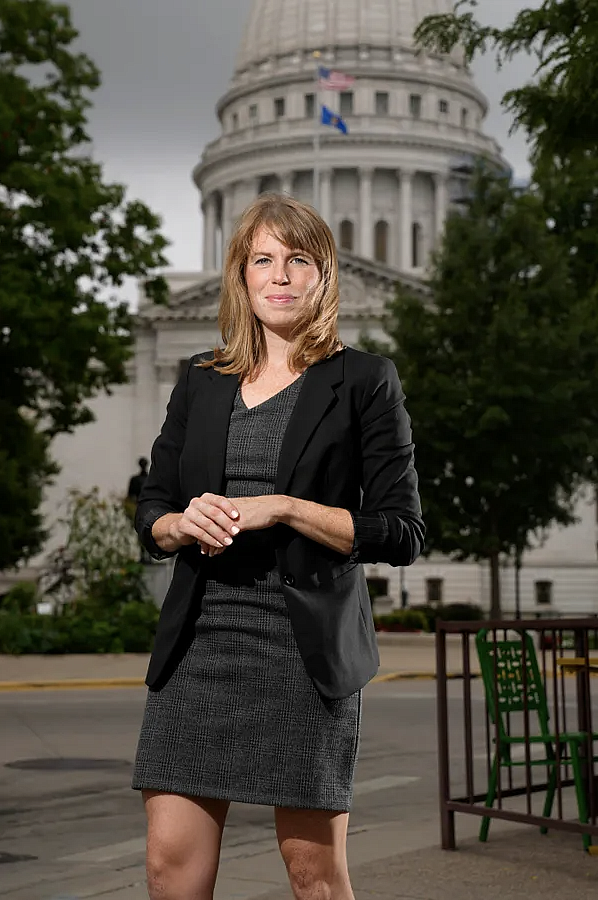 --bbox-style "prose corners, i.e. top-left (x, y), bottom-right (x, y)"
top-left (42, 0), bottom-right (598, 616)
